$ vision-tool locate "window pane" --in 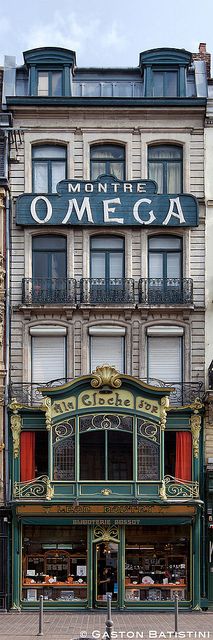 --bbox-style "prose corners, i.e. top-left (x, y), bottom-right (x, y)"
top-left (166, 72), bottom-right (178, 97)
top-left (148, 162), bottom-right (163, 193)
top-left (37, 72), bottom-right (48, 96)
top-left (51, 72), bottom-right (62, 96)
top-left (167, 162), bottom-right (181, 192)
top-left (80, 431), bottom-right (105, 480)
top-left (109, 161), bottom-right (124, 180)
top-left (115, 82), bottom-right (132, 97)
top-left (108, 431), bottom-right (133, 480)
top-left (149, 253), bottom-right (163, 278)
top-left (149, 236), bottom-right (181, 250)
top-left (91, 236), bottom-right (124, 249)
top-left (33, 252), bottom-right (49, 278)
top-left (51, 252), bottom-right (66, 278)
top-left (33, 146), bottom-right (66, 159)
top-left (91, 162), bottom-right (106, 180)
top-left (153, 72), bottom-right (164, 97)
top-left (84, 82), bottom-right (100, 96)
top-left (32, 336), bottom-right (66, 383)
top-left (167, 253), bottom-right (181, 278)
top-left (149, 146), bottom-right (182, 160)
top-left (33, 236), bottom-right (66, 250)
top-left (91, 145), bottom-right (125, 160)
top-left (91, 252), bottom-right (106, 278)
top-left (34, 162), bottom-right (48, 192)
top-left (109, 252), bottom-right (123, 278)
top-left (102, 83), bottom-right (113, 97)
top-left (51, 161), bottom-right (66, 192)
